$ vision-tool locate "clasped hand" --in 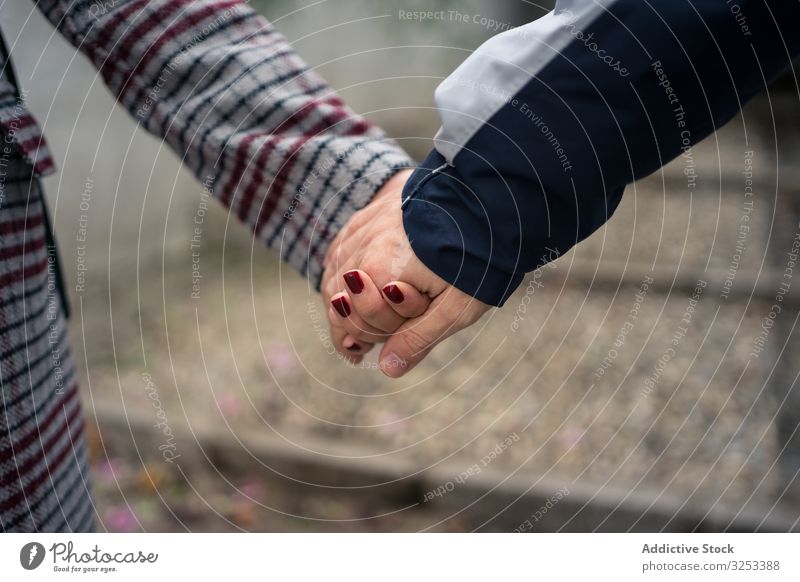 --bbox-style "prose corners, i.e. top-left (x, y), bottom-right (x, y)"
top-left (321, 170), bottom-right (490, 378)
